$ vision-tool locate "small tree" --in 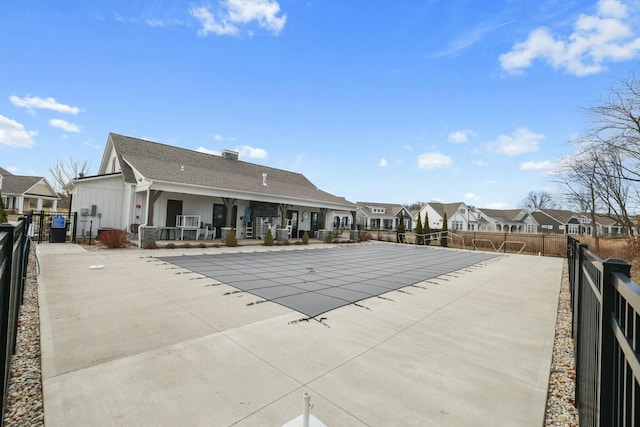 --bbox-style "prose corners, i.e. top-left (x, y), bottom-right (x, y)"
top-left (302, 231), bottom-right (309, 245)
top-left (325, 231), bottom-right (333, 243)
top-left (396, 211), bottom-right (406, 243)
top-left (263, 228), bottom-right (274, 246)
top-left (440, 212), bottom-right (448, 247)
top-left (414, 214), bottom-right (423, 245)
top-left (0, 193), bottom-right (7, 223)
top-left (226, 228), bottom-right (238, 247)
top-left (424, 213), bottom-right (431, 245)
